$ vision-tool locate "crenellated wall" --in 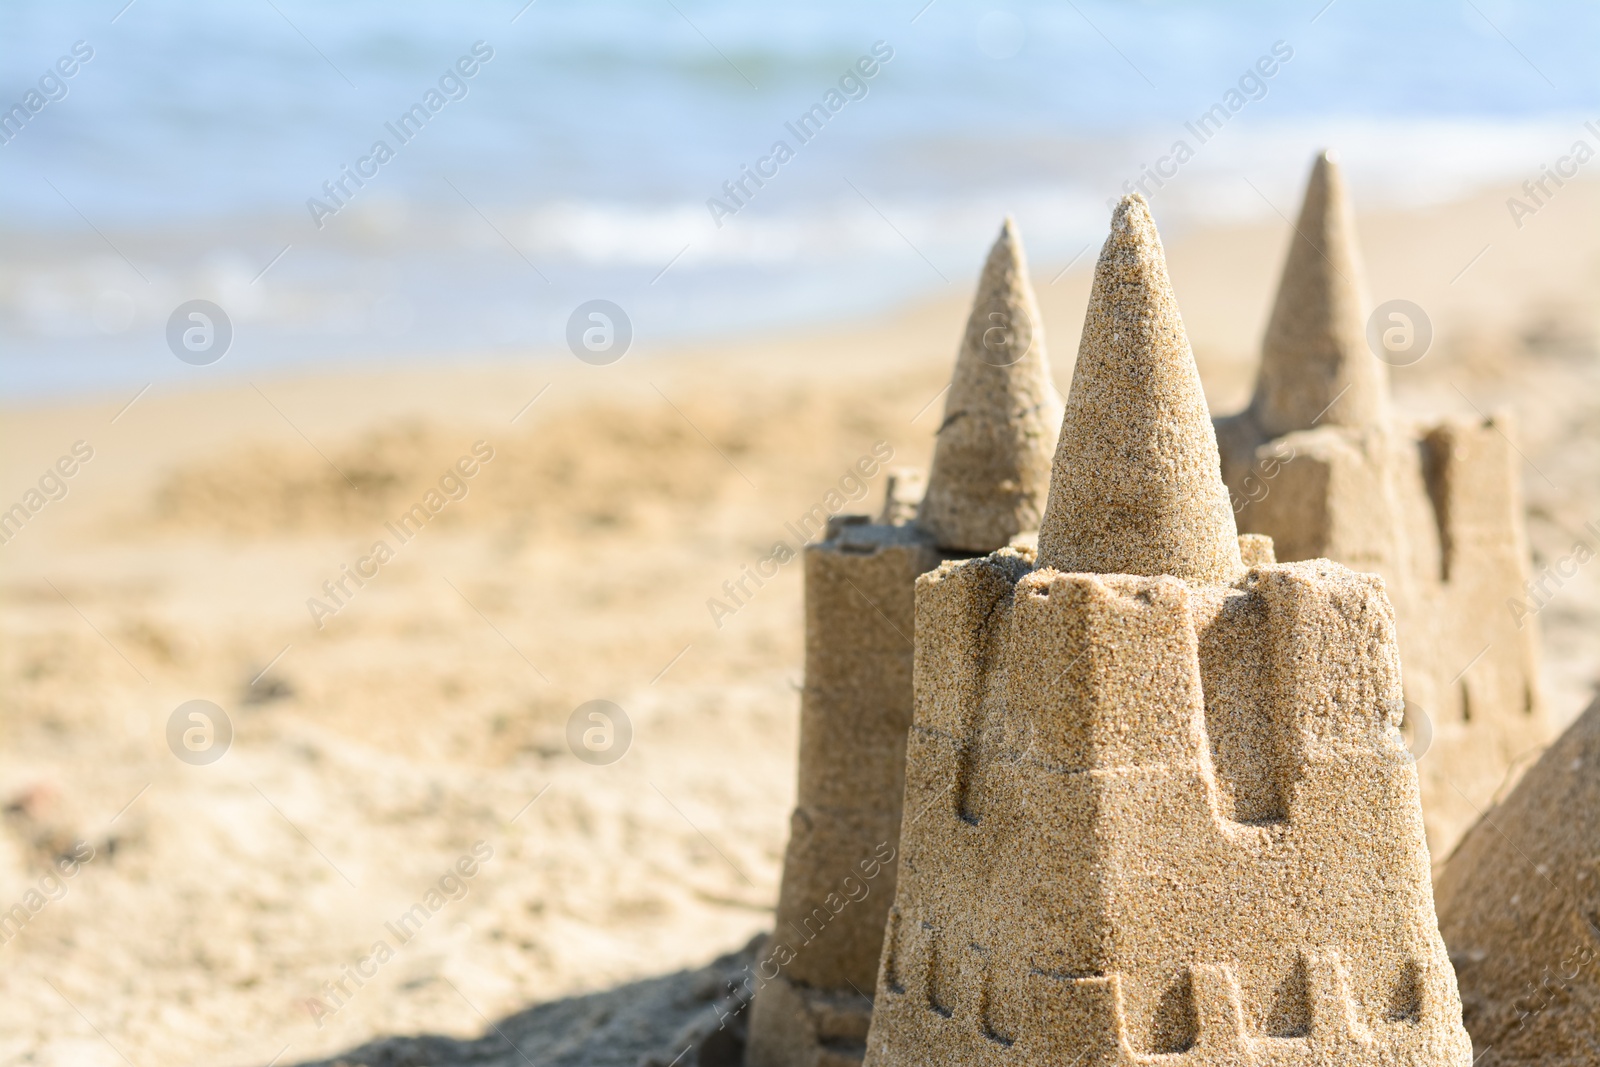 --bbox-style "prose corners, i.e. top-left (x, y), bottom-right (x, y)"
top-left (1220, 413), bottom-right (1549, 860)
top-left (865, 549), bottom-right (1472, 1067)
